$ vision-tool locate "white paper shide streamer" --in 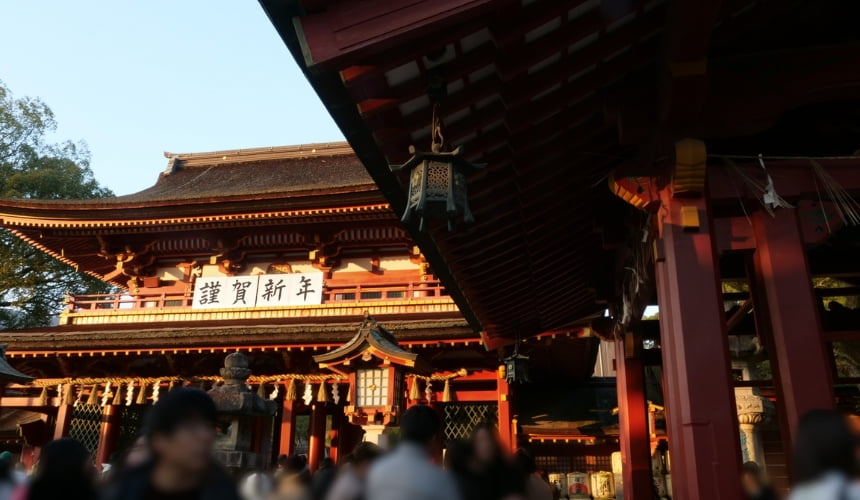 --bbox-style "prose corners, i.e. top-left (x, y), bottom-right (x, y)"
top-left (152, 380), bottom-right (161, 403)
top-left (100, 382), bottom-right (113, 407)
top-left (332, 382), bottom-right (340, 405)
top-left (125, 384), bottom-right (135, 407)
top-left (302, 382), bottom-right (313, 406)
